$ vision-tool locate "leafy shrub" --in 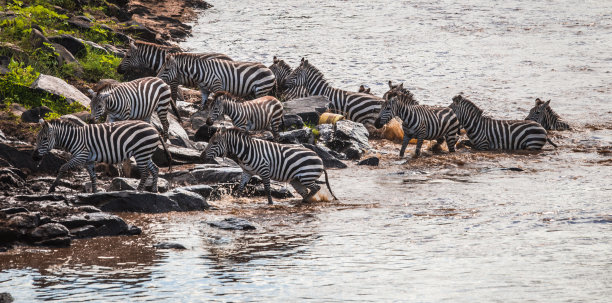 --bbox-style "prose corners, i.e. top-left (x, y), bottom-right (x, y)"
top-left (80, 47), bottom-right (122, 82)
